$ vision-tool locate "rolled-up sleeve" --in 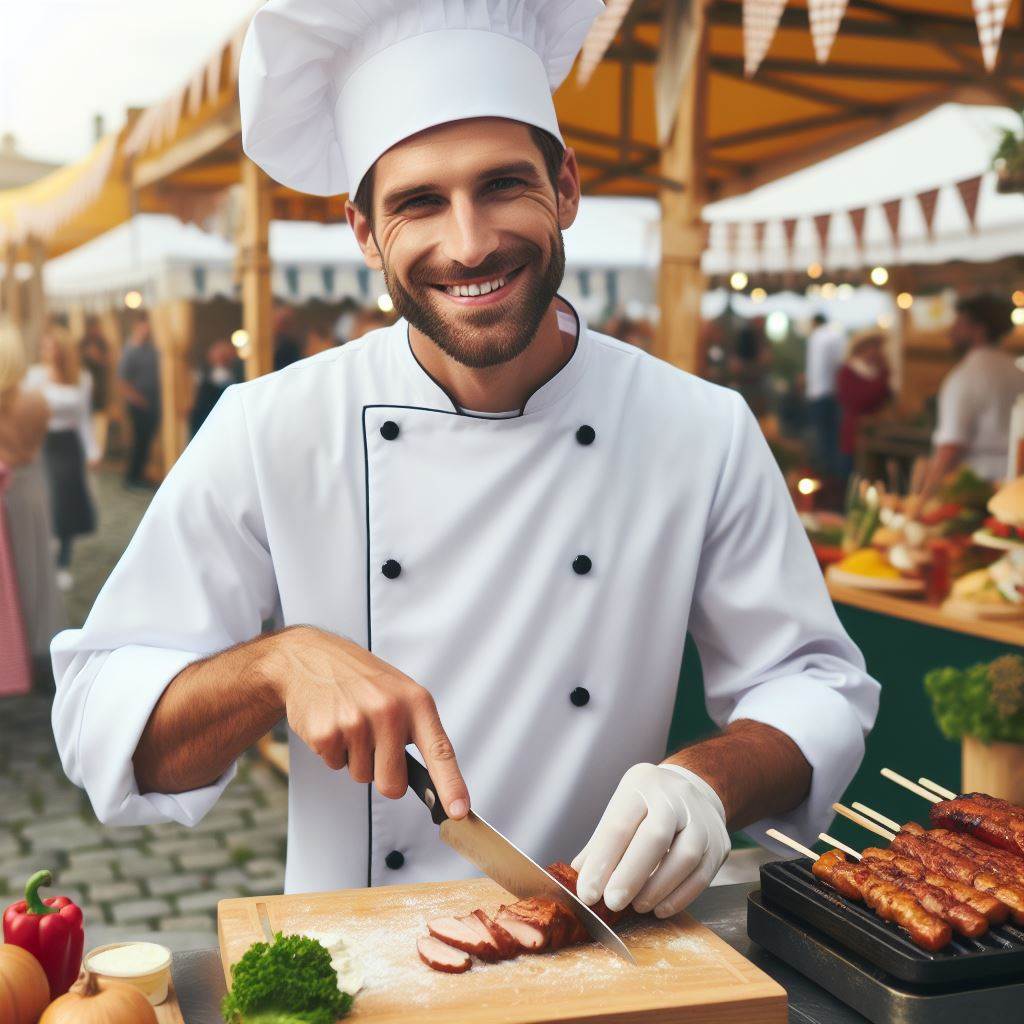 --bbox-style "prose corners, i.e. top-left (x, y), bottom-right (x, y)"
top-left (51, 385), bottom-right (279, 827)
top-left (932, 370), bottom-right (973, 448)
top-left (688, 392), bottom-right (880, 850)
